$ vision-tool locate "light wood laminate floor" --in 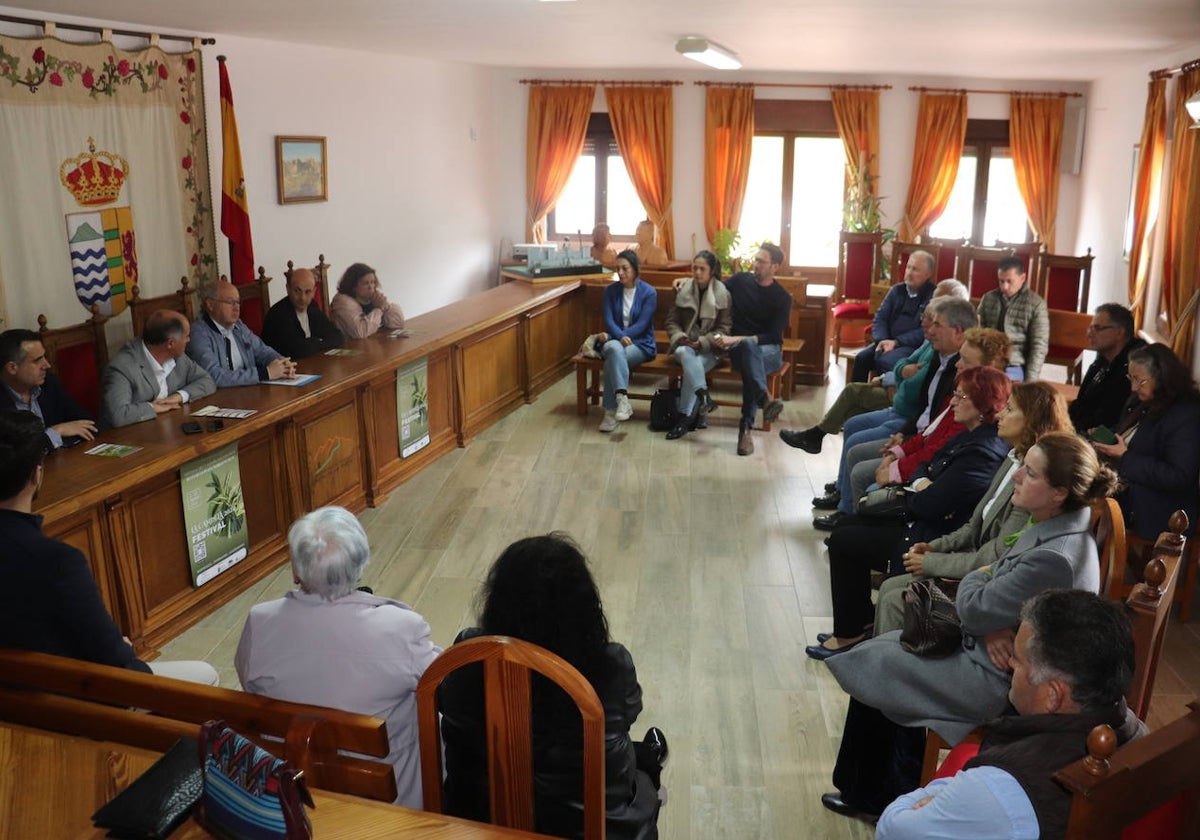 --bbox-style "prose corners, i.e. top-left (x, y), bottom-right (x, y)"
top-left (160, 367), bottom-right (1200, 840)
